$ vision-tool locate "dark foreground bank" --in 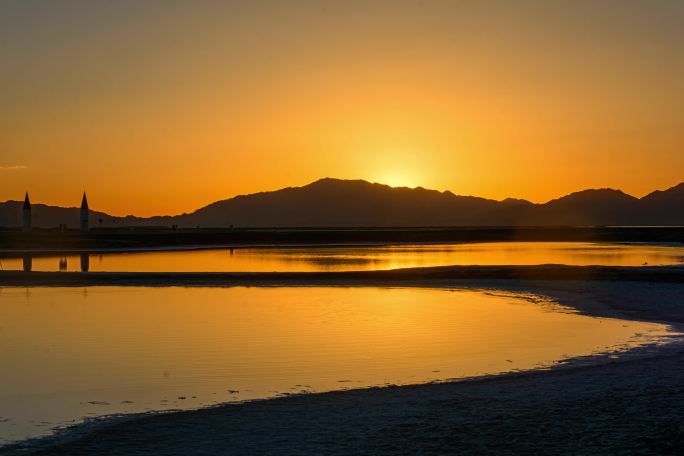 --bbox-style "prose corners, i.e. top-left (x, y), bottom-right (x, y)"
top-left (2, 226), bottom-right (683, 251)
